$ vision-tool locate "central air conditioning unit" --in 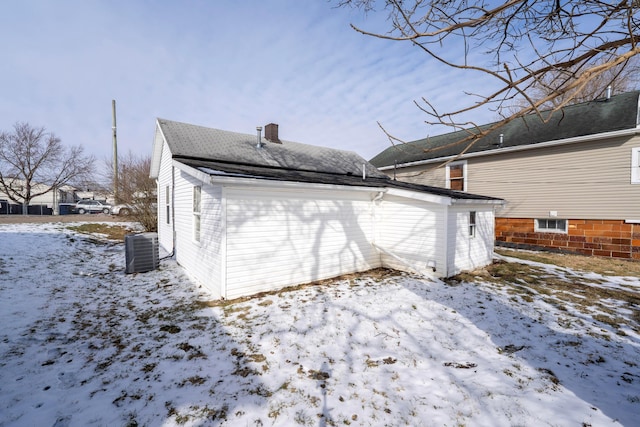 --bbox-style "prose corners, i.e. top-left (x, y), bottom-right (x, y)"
top-left (125, 232), bottom-right (159, 274)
